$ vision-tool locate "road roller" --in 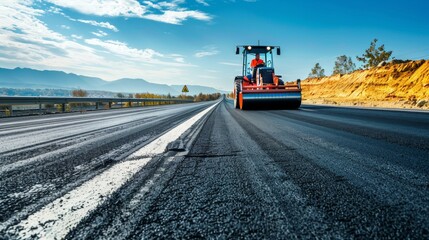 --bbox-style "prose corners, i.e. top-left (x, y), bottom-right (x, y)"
top-left (233, 45), bottom-right (302, 110)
